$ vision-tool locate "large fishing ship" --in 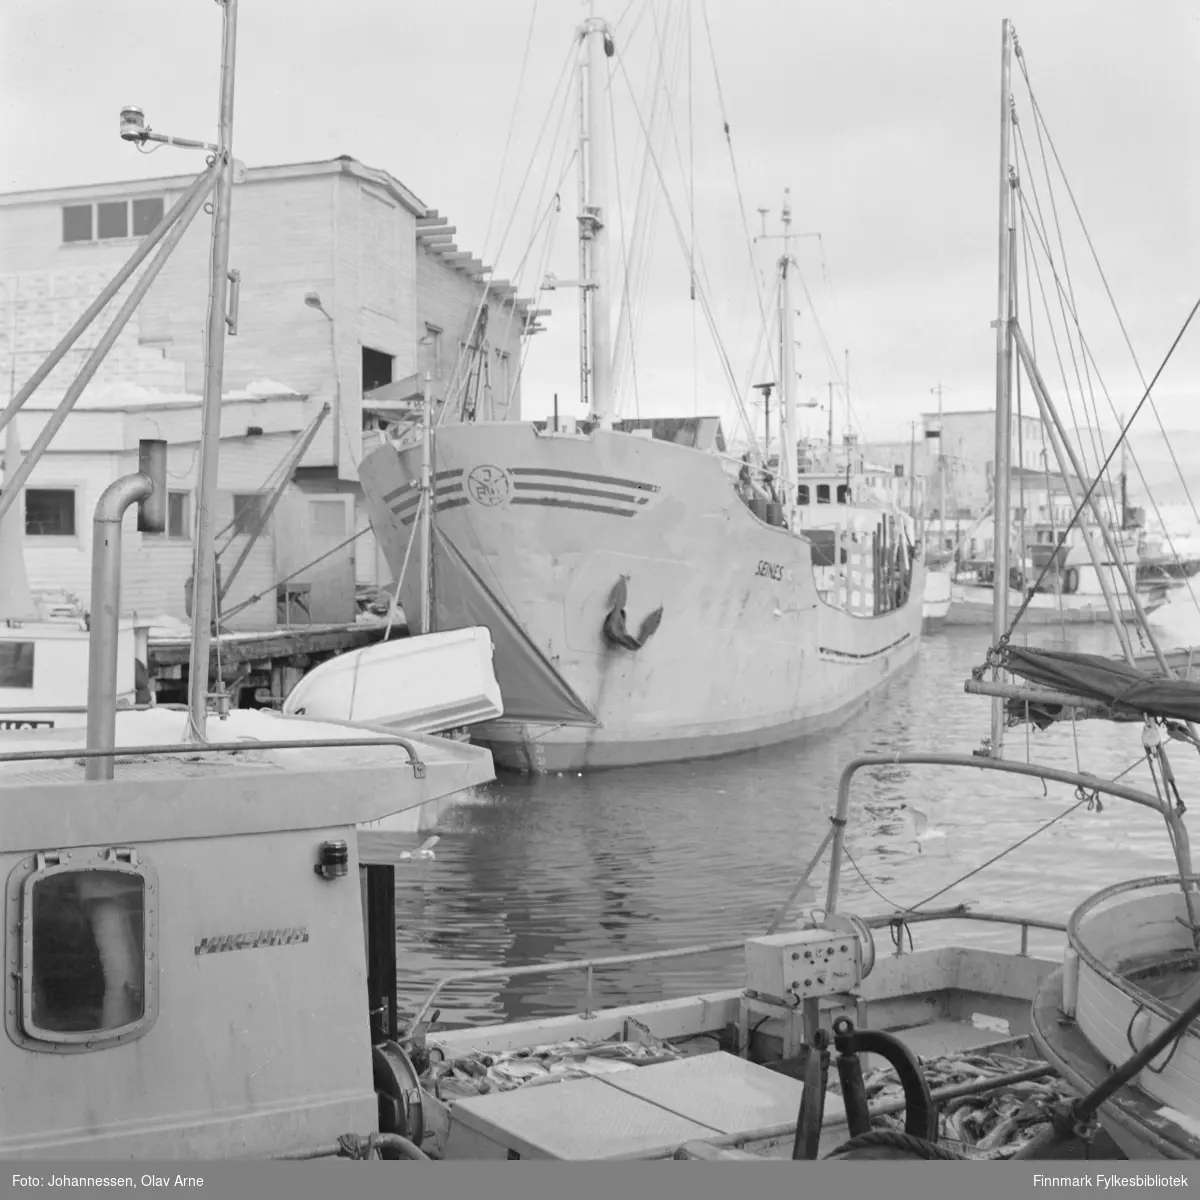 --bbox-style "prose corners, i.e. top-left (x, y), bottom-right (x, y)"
top-left (359, 10), bottom-right (924, 773)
